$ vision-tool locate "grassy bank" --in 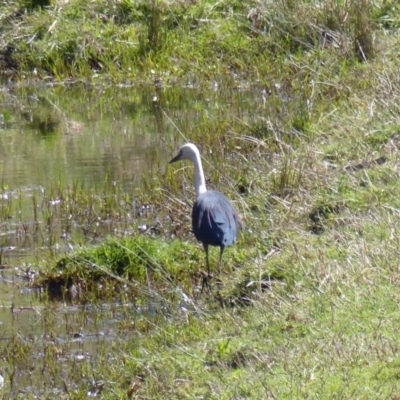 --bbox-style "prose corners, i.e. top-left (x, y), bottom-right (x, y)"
top-left (1, 0), bottom-right (398, 81)
top-left (2, 0), bottom-right (400, 398)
